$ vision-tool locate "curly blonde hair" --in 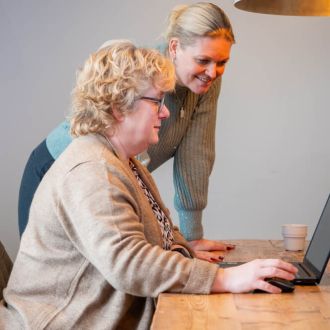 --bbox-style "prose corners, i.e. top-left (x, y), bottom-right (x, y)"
top-left (70, 40), bottom-right (175, 137)
top-left (163, 2), bottom-right (235, 48)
